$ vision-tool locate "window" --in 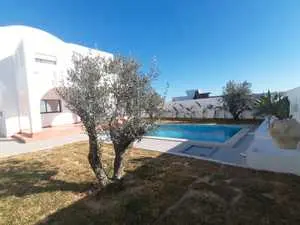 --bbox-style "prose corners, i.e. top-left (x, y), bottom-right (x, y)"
top-left (40, 100), bottom-right (62, 113)
top-left (35, 58), bottom-right (57, 65)
top-left (35, 53), bottom-right (57, 65)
